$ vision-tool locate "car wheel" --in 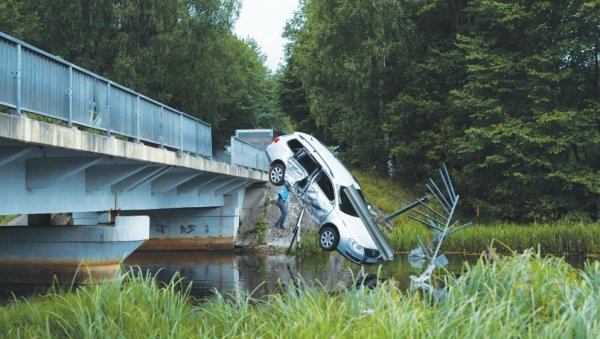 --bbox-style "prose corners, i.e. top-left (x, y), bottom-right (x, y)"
top-left (319, 226), bottom-right (339, 251)
top-left (269, 163), bottom-right (285, 186)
